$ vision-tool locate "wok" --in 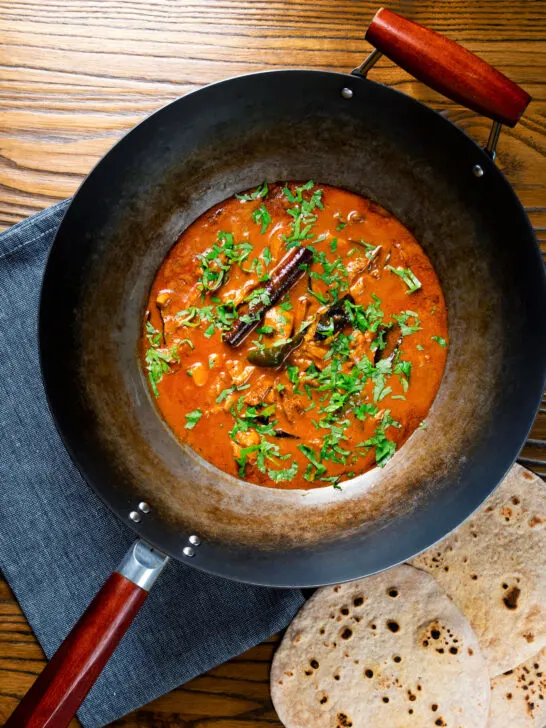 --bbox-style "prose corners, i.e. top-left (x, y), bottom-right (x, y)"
top-left (7, 9), bottom-right (546, 728)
